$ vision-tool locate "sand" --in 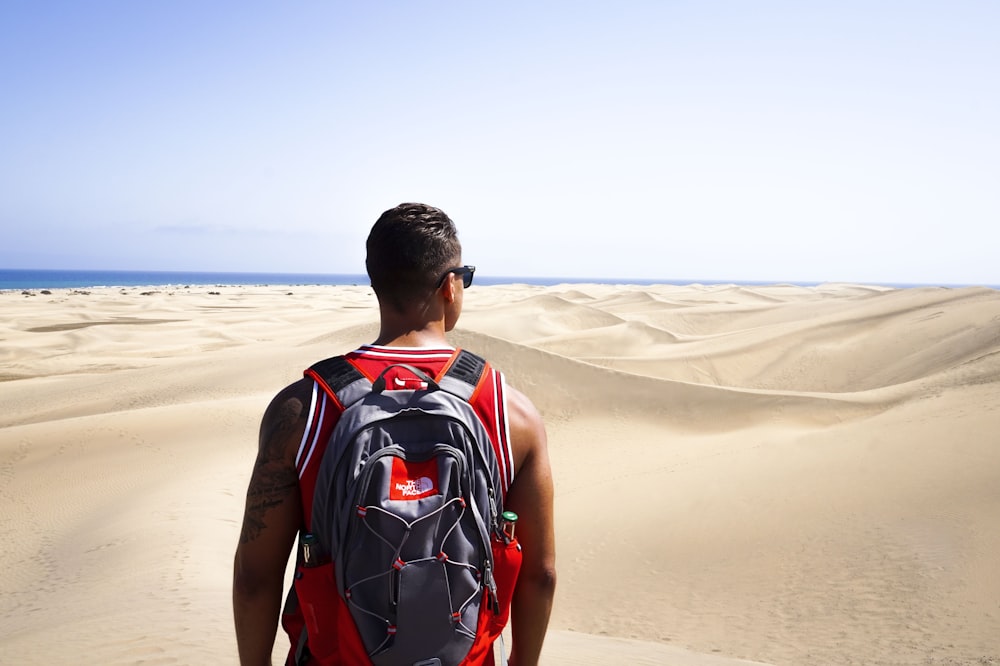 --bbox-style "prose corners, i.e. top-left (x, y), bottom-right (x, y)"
top-left (1, 282), bottom-right (999, 665)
